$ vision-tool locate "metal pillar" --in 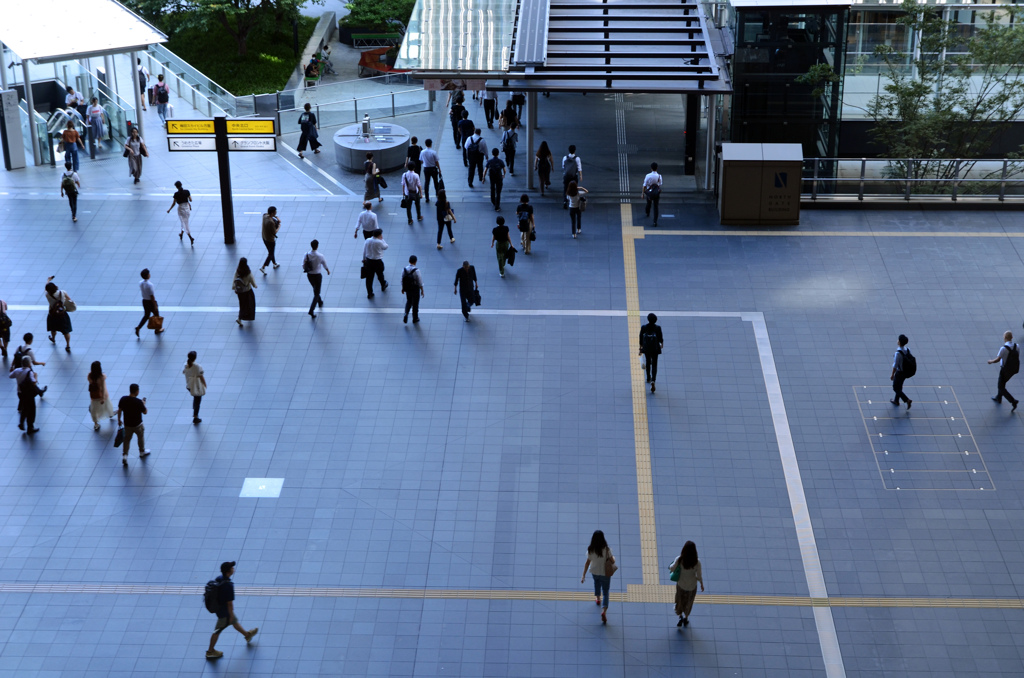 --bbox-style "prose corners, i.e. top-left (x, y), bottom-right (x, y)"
top-left (527, 91), bottom-right (537, 190)
top-left (130, 51), bottom-right (144, 137)
top-left (22, 61), bottom-right (40, 166)
top-left (0, 43), bottom-right (7, 91)
top-left (703, 94), bottom-right (717, 190)
top-left (684, 93), bottom-right (698, 175)
top-left (103, 55), bottom-right (114, 96)
top-left (109, 54), bottom-right (119, 100)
